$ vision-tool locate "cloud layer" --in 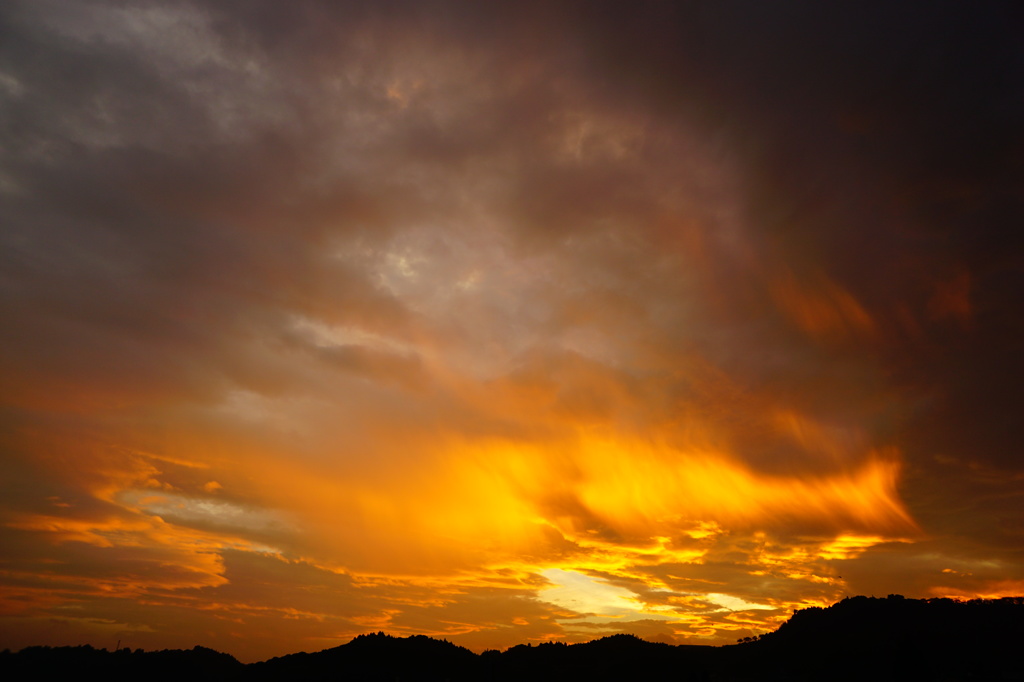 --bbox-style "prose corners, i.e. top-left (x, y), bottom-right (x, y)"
top-left (1, 0), bottom-right (1022, 661)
